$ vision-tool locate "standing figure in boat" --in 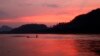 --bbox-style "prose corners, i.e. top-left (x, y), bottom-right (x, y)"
top-left (36, 34), bottom-right (38, 38)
